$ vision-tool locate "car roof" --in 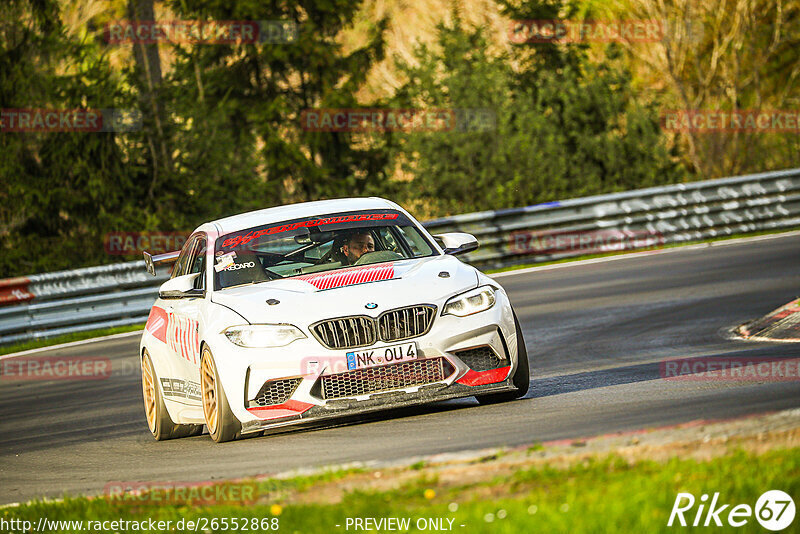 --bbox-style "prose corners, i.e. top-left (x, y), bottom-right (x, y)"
top-left (197, 197), bottom-right (401, 235)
